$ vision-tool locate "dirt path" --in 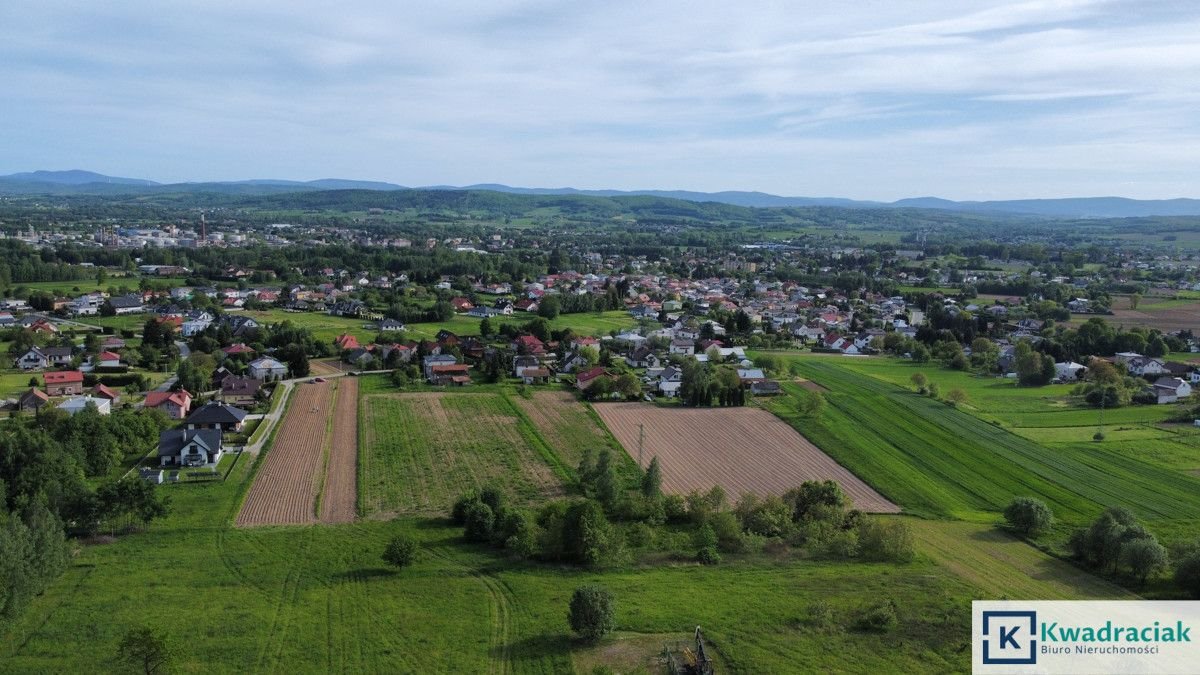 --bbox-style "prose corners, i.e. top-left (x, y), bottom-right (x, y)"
top-left (320, 378), bottom-right (359, 523)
